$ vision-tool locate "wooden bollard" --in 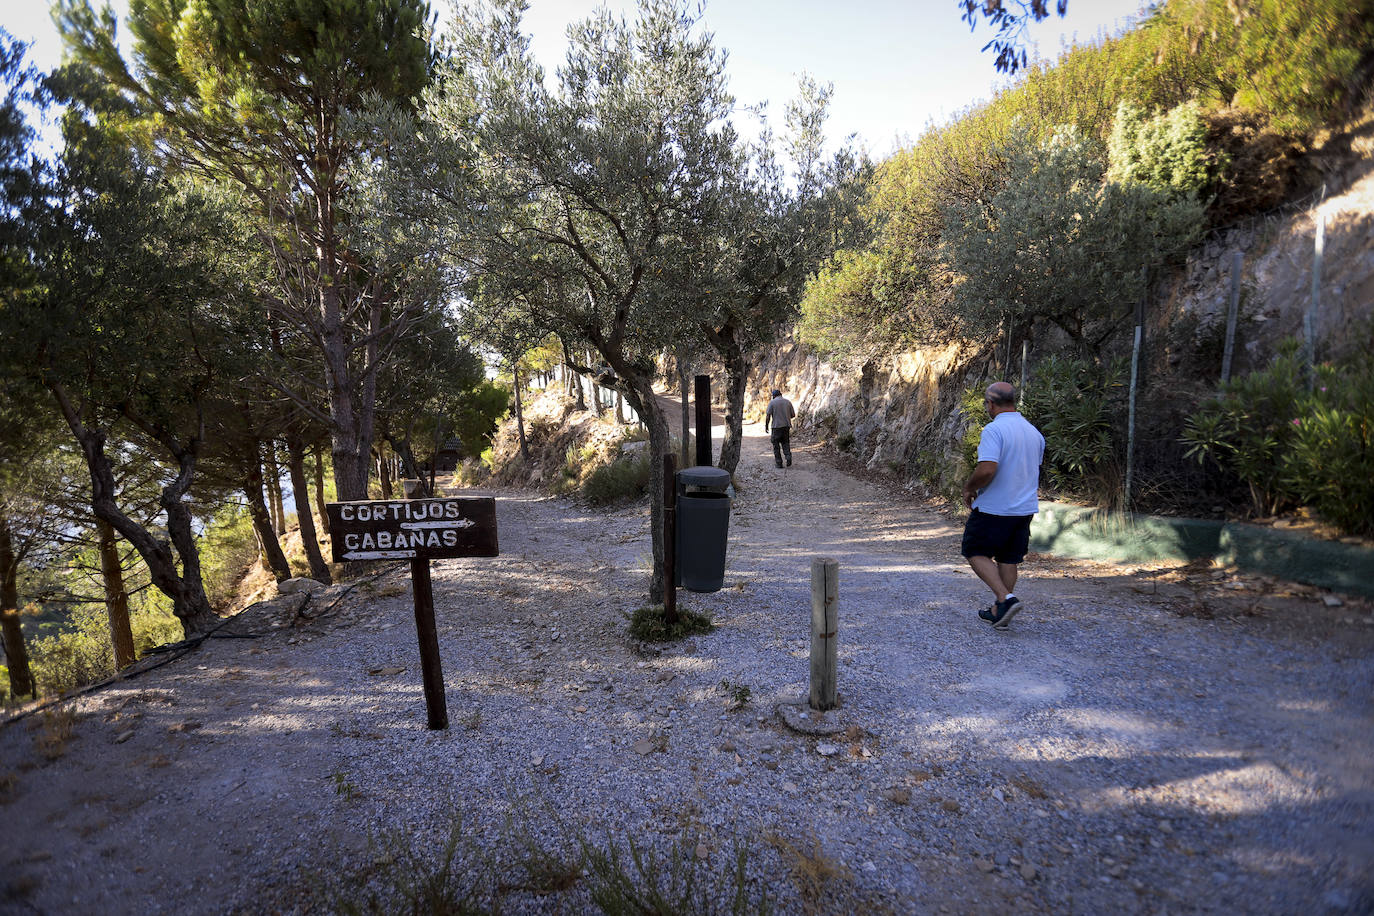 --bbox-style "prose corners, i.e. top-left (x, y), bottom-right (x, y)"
top-left (810, 557), bottom-right (838, 711)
